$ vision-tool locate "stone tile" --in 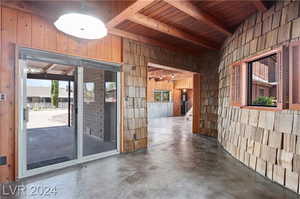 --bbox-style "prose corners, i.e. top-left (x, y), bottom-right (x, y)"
top-left (267, 162), bottom-right (274, 180)
top-left (268, 131), bottom-right (282, 149)
top-left (244, 152), bottom-right (251, 166)
top-left (256, 158), bottom-right (267, 176)
top-left (254, 23), bottom-right (262, 37)
top-left (292, 18), bottom-right (300, 39)
top-left (262, 129), bottom-right (269, 145)
top-left (293, 154), bottom-right (300, 175)
top-left (246, 28), bottom-right (254, 43)
top-left (249, 110), bottom-right (259, 127)
top-left (243, 42), bottom-right (250, 57)
top-left (287, 2), bottom-right (299, 22)
top-left (240, 109), bottom-right (249, 124)
top-left (283, 134), bottom-right (296, 153)
top-left (285, 170), bottom-right (299, 193)
top-left (247, 139), bottom-right (254, 154)
top-left (254, 142), bottom-right (261, 157)
top-left (266, 28), bottom-right (278, 48)
top-left (278, 22), bottom-right (291, 43)
top-left (258, 111), bottom-right (275, 130)
top-left (296, 136), bottom-right (300, 155)
top-left (250, 38), bottom-right (258, 55)
top-left (277, 150), bottom-right (293, 171)
top-left (281, 6), bottom-right (288, 25)
top-left (239, 148), bottom-right (245, 163)
top-left (240, 137), bottom-right (248, 151)
top-left (273, 164), bottom-right (286, 186)
top-left (262, 16), bottom-right (272, 34)
top-left (274, 112), bottom-right (293, 134)
top-left (261, 144), bottom-right (277, 164)
top-left (249, 155), bottom-right (257, 170)
top-left (257, 34), bottom-right (266, 51)
top-left (272, 11), bottom-right (281, 30)
top-left (254, 127), bottom-right (264, 143)
top-left (292, 114), bottom-right (300, 136)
